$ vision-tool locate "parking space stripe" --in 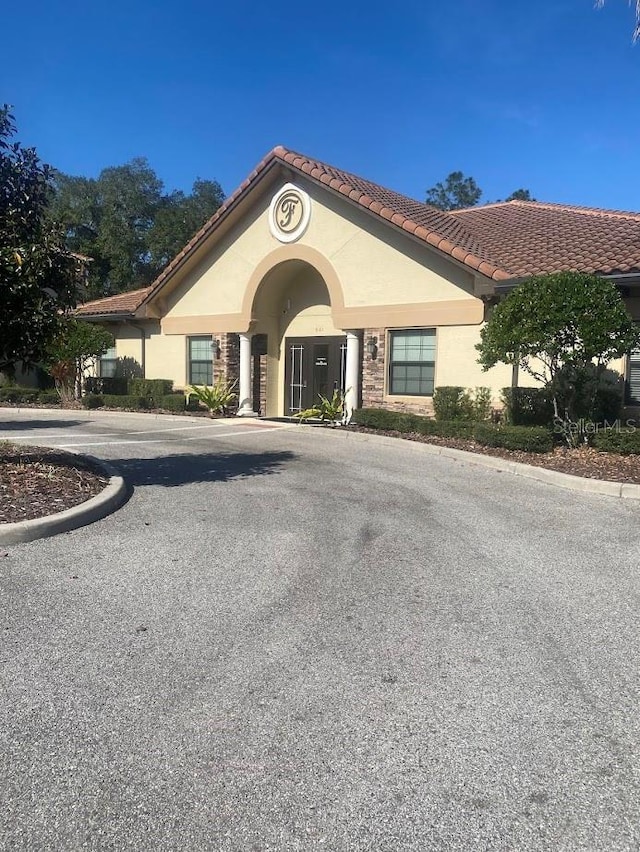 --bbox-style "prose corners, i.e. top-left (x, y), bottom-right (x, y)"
top-left (0, 422), bottom-right (235, 441)
top-left (51, 426), bottom-right (291, 448)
